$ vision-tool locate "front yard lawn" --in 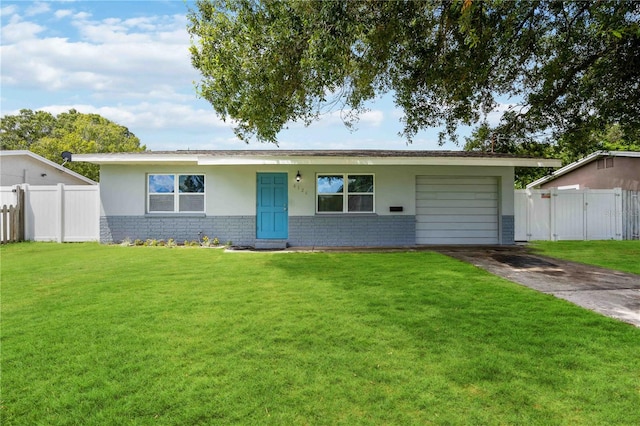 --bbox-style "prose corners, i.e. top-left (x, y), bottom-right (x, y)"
top-left (2, 243), bottom-right (639, 425)
top-left (529, 240), bottom-right (640, 274)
